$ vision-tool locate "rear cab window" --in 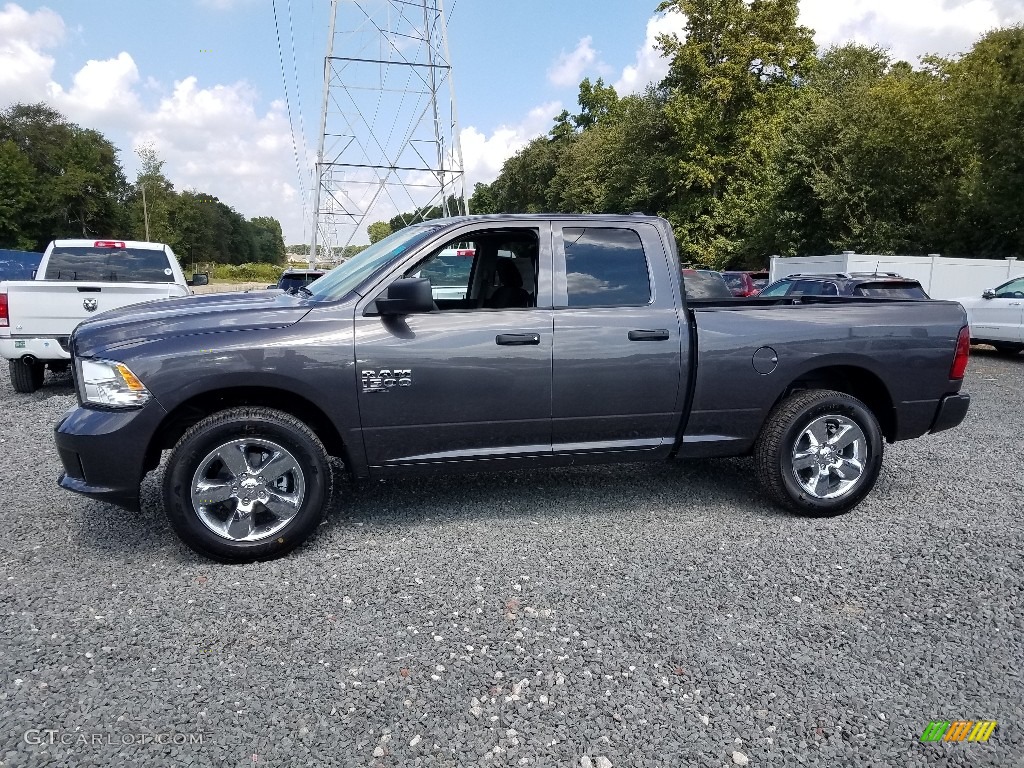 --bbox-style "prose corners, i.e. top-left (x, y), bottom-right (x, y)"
top-left (853, 283), bottom-right (929, 299)
top-left (44, 245), bottom-right (175, 283)
top-left (562, 227), bottom-right (651, 307)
